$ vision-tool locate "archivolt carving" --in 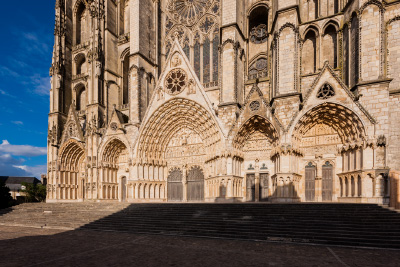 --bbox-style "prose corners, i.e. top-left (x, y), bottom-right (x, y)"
top-left (137, 98), bottom-right (221, 162)
top-left (292, 103), bottom-right (366, 145)
top-left (233, 115), bottom-right (279, 149)
top-left (58, 139), bottom-right (85, 172)
top-left (100, 138), bottom-right (129, 167)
